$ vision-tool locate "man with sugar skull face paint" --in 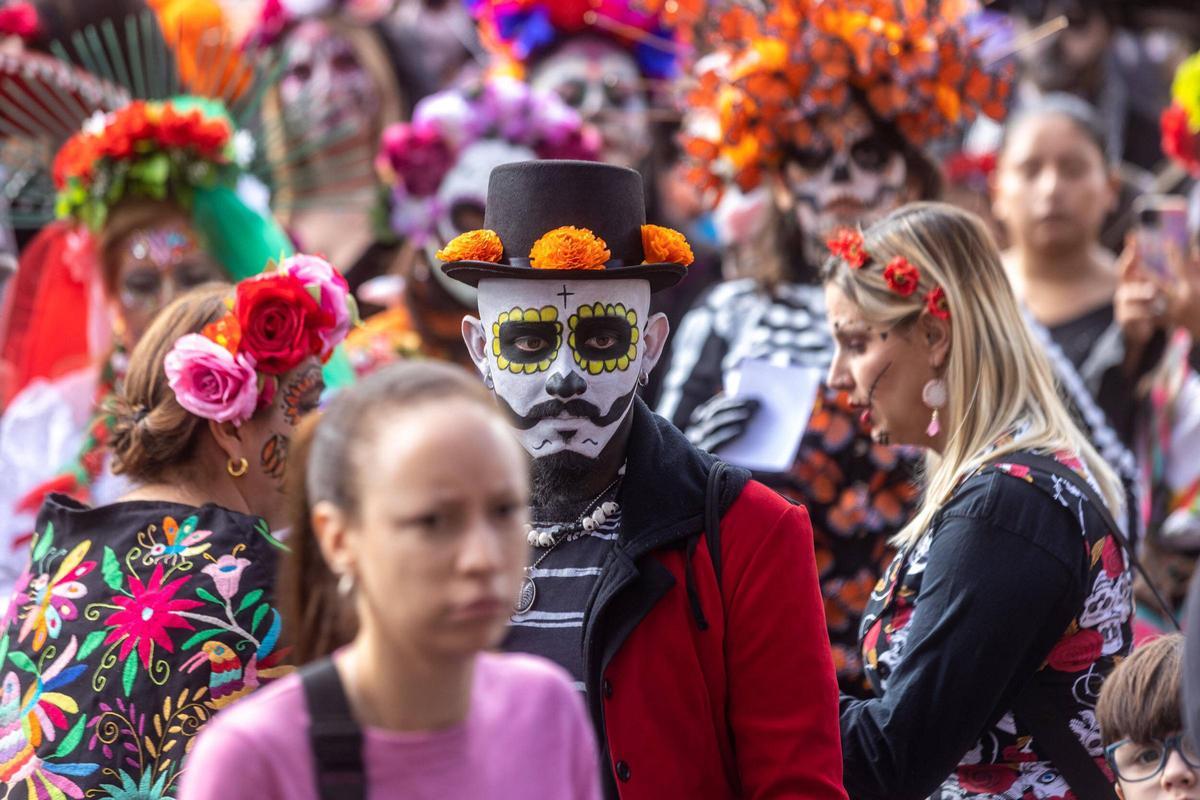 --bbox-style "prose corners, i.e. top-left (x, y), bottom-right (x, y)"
top-left (442, 160), bottom-right (845, 800)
